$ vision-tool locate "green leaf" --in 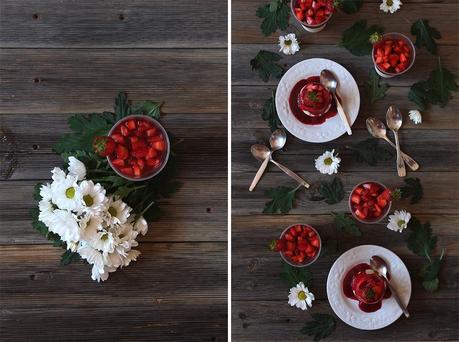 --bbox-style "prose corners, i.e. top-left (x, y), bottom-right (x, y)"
top-left (261, 90), bottom-right (281, 132)
top-left (33, 182), bottom-right (43, 201)
top-left (347, 138), bottom-right (393, 166)
top-left (336, 0), bottom-right (363, 14)
top-left (114, 92), bottom-right (131, 121)
top-left (300, 313), bottom-right (336, 341)
top-left (332, 212), bottom-right (361, 236)
top-left (422, 278), bottom-right (439, 292)
top-left (400, 177), bottom-right (423, 204)
top-left (406, 217), bottom-right (437, 257)
top-left (280, 261), bottom-right (313, 287)
top-left (256, 0), bottom-right (289, 36)
top-left (250, 50), bottom-right (285, 82)
top-left (411, 19), bottom-right (441, 55)
top-left (408, 81), bottom-right (430, 111)
top-left (341, 20), bottom-right (384, 56)
top-left (420, 252), bottom-right (444, 281)
top-left (263, 186), bottom-right (299, 214)
top-left (318, 177), bottom-right (344, 205)
top-left (320, 239), bottom-right (338, 256)
top-left (60, 250), bottom-right (81, 266)
top-left (131, 100), bottom-right (162, 120)
top-left (365, 69), bottom-right (389, 104)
